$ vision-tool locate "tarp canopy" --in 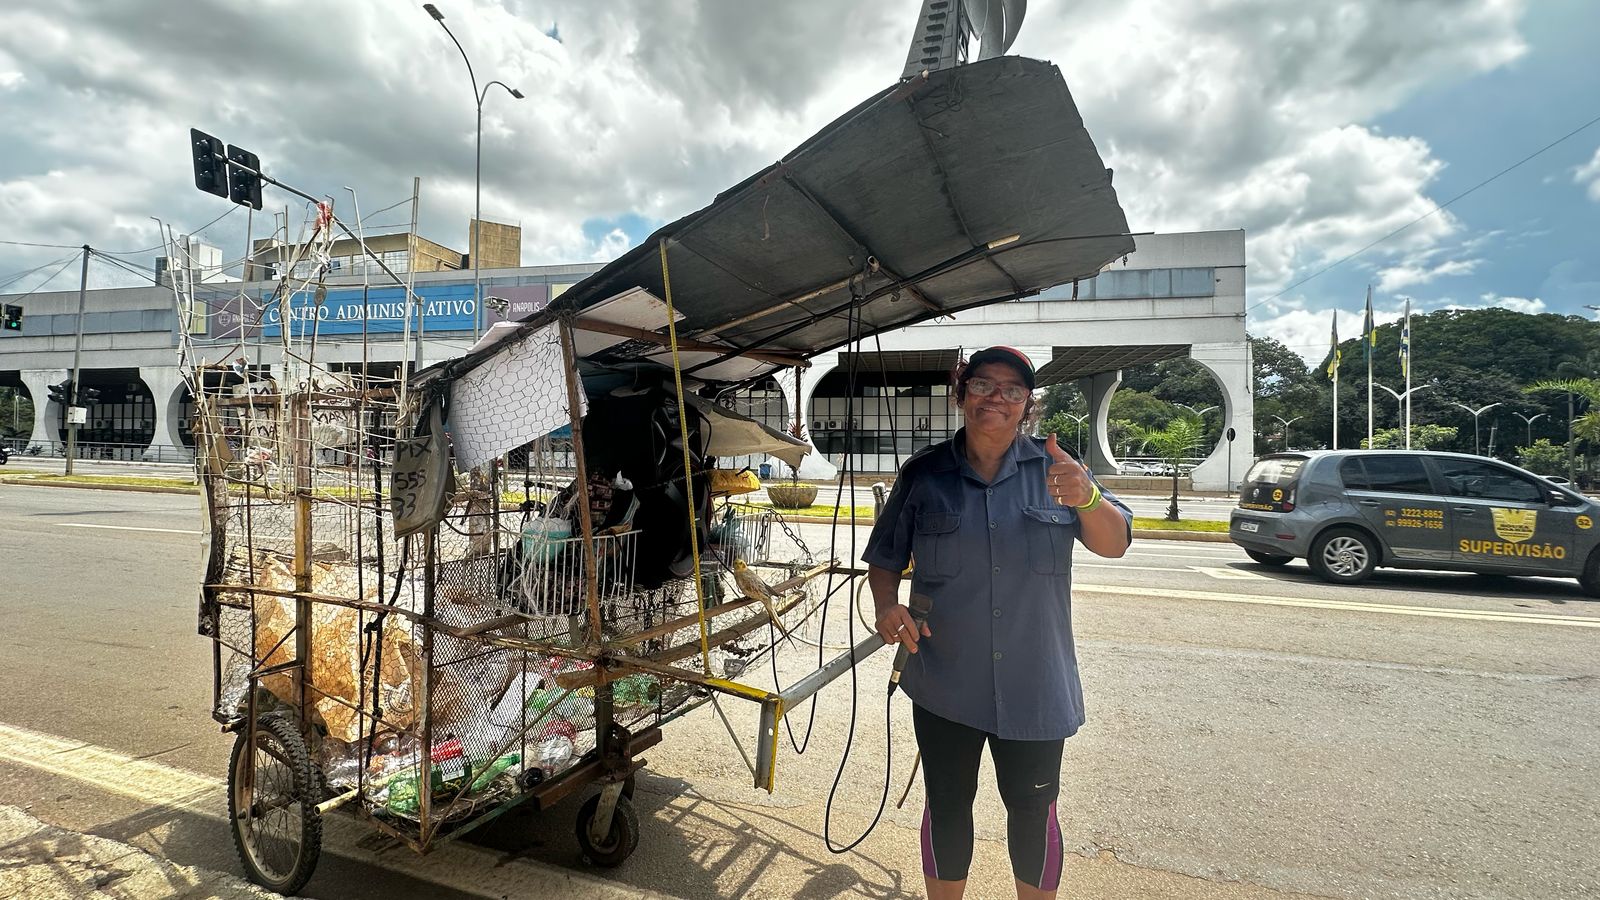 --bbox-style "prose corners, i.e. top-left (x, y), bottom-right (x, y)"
top-left (429, 55), bottom-right (1132, 391)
